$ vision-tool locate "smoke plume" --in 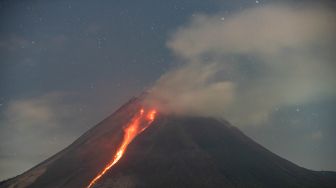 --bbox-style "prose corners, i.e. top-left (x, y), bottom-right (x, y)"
top-left (145, 4), bottom-right (336, 126)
